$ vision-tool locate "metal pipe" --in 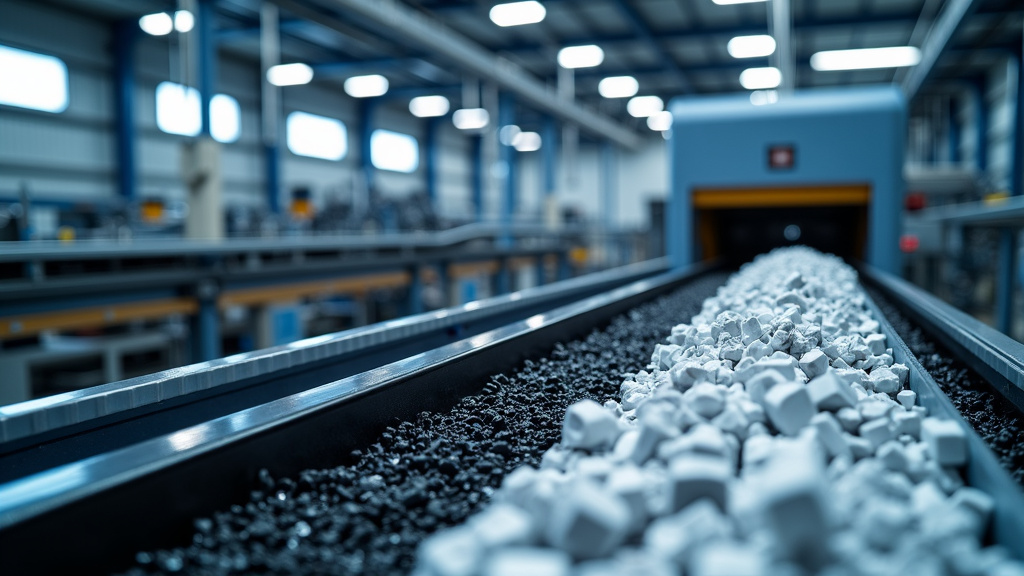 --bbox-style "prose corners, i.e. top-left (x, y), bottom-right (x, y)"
top-left (197, 0), bottom-right (216, 137)
top-left (770, 0), bottom-right (794, 94)
top-left (901, 0), bottom-right (979, 101)
top-left (260, 2), bottom-right (281, 214)
top-left (113, 20), bottom-right (137, 203)
top-left (285, 0), bottom-right (642, 149)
